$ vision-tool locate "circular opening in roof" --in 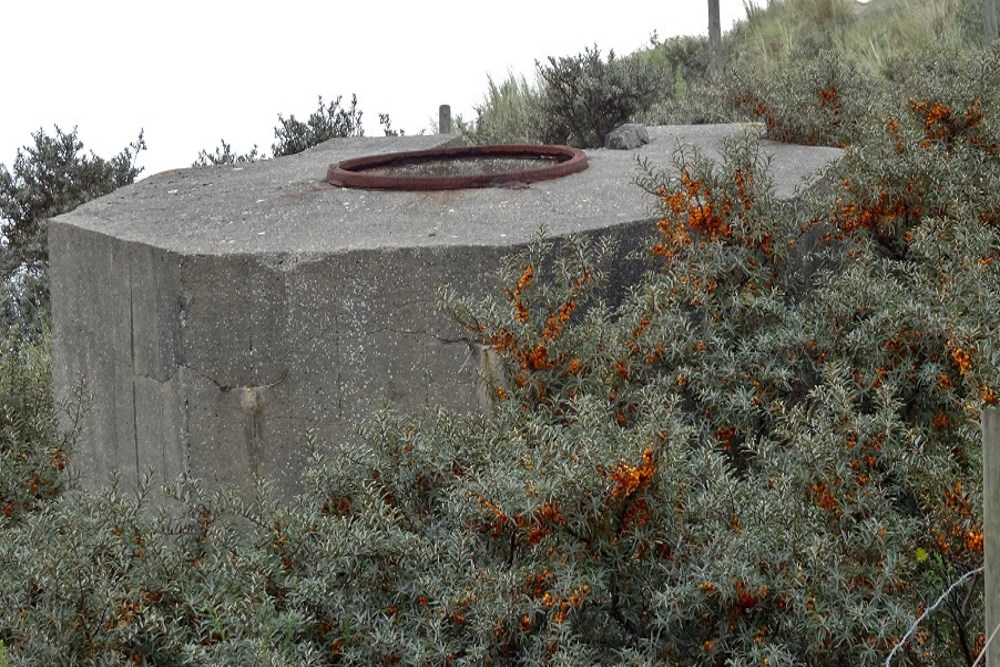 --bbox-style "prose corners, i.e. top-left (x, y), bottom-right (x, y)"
top-left (327, 144), bottom-right (587, 190)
